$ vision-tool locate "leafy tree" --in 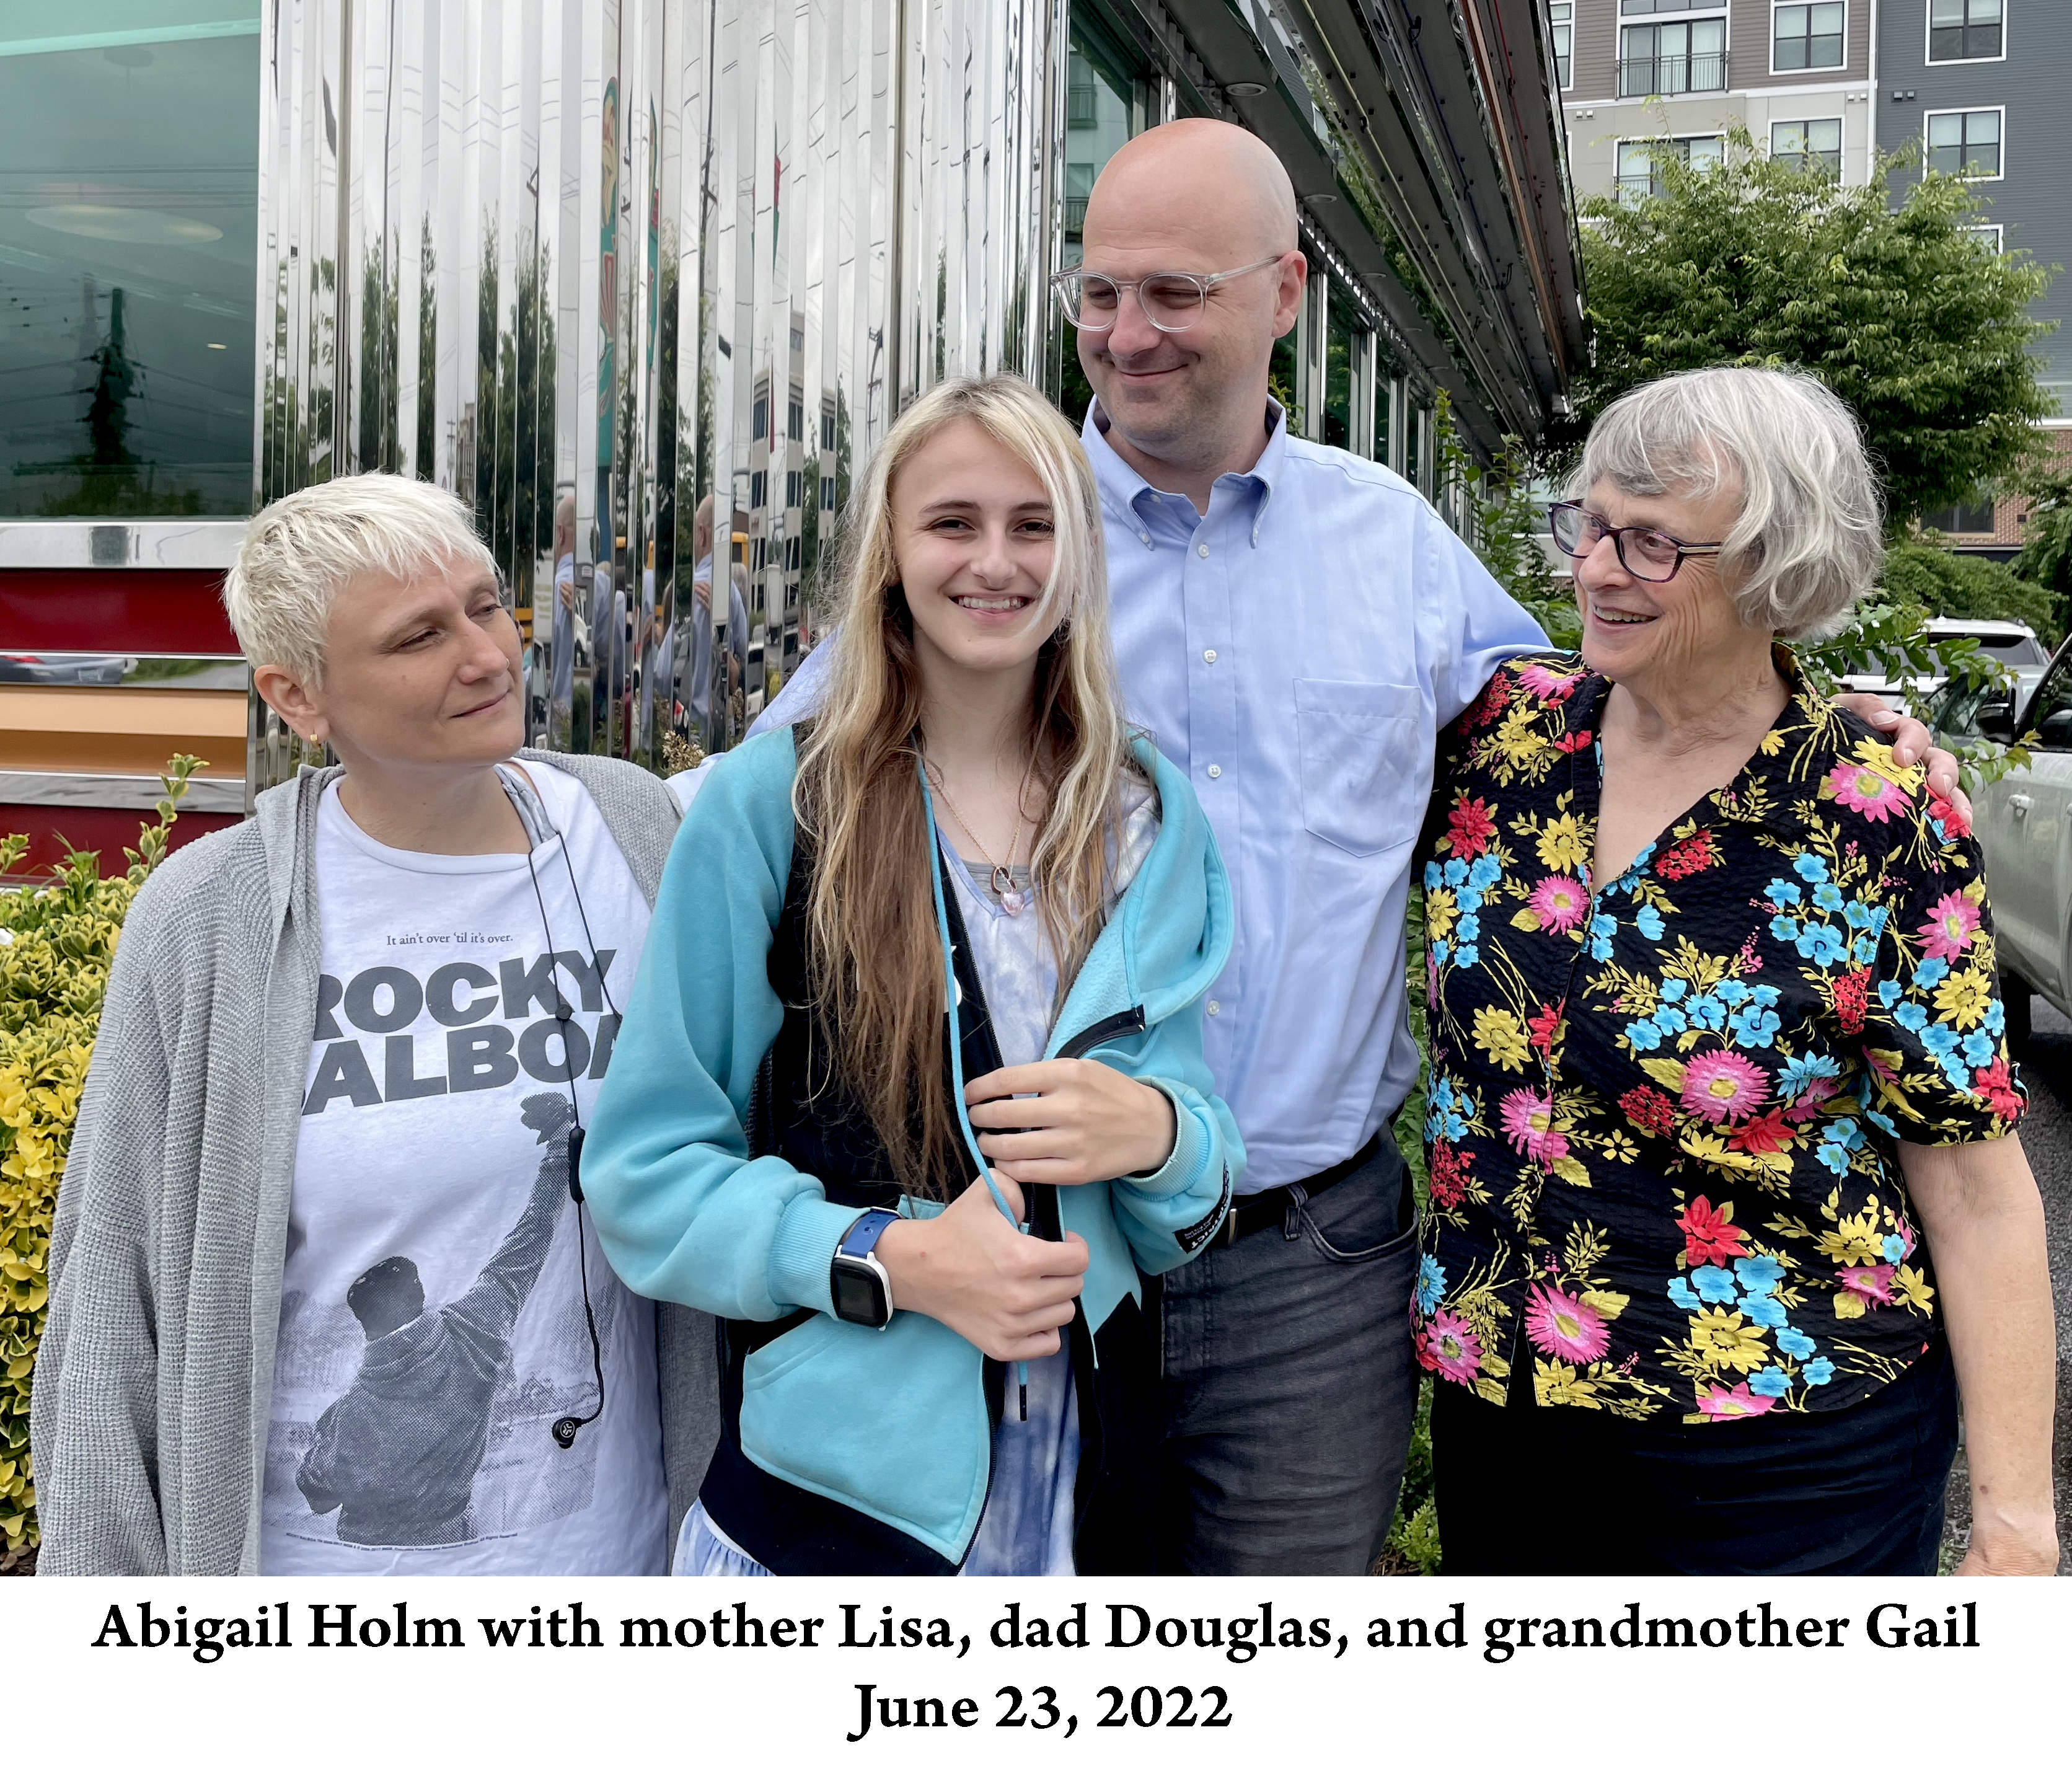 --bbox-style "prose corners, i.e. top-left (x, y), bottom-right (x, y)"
top-left (1578, 122), bottom-right (2055, 530)
top-left (2013, 456), bottom-right (2072, 629)
top-left (1881, 537), bottom-right (2065, 647)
